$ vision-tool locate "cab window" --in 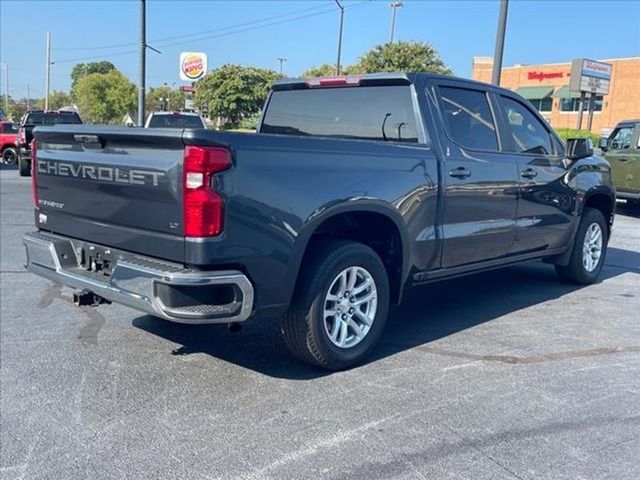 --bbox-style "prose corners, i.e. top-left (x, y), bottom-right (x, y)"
top-left (439, 86), bottom-right (498, 151)
top-left (500, 96), bottom-right (553, 155)
top-left (608, 126), bottom-right (634, 150)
